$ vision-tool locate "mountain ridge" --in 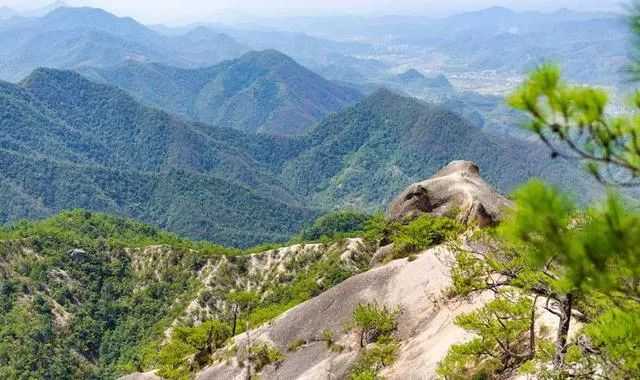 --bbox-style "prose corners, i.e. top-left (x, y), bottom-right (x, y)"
top-left (80, 50), bottom-right (363, 136)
